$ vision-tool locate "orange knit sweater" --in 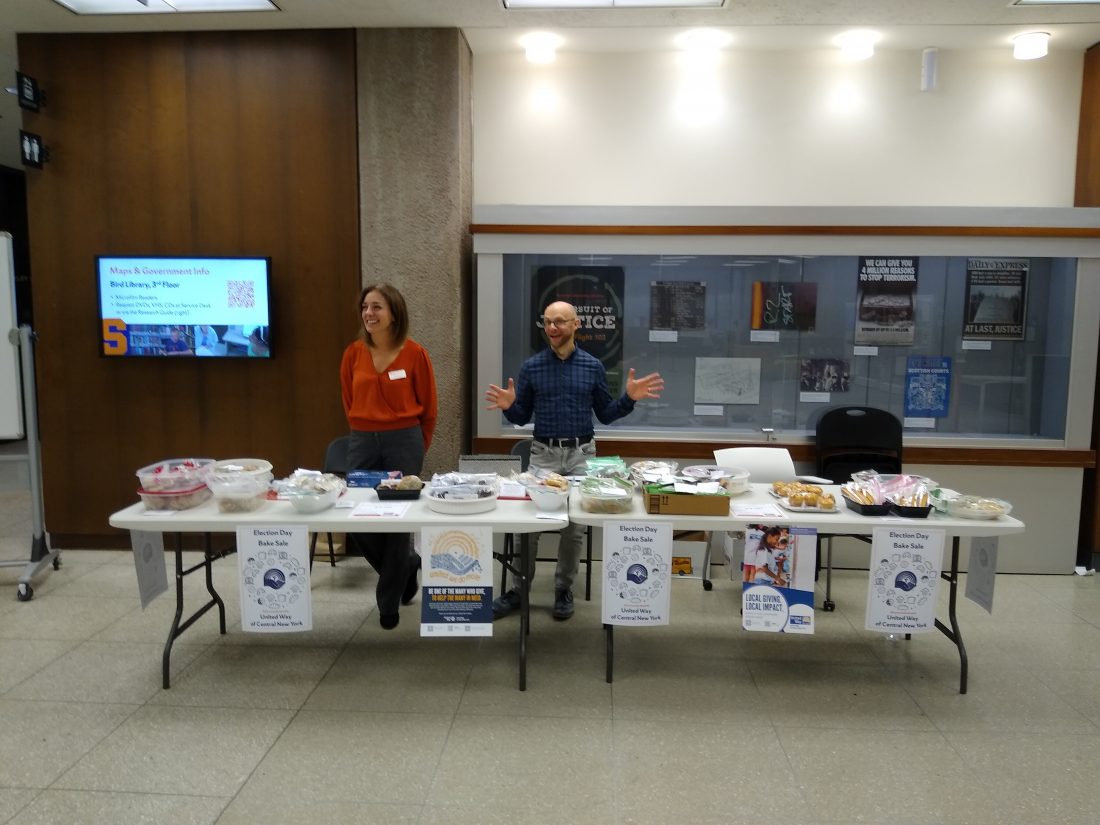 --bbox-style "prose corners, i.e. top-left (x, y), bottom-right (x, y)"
top-left (340, 338), bottom-right (438, 450)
